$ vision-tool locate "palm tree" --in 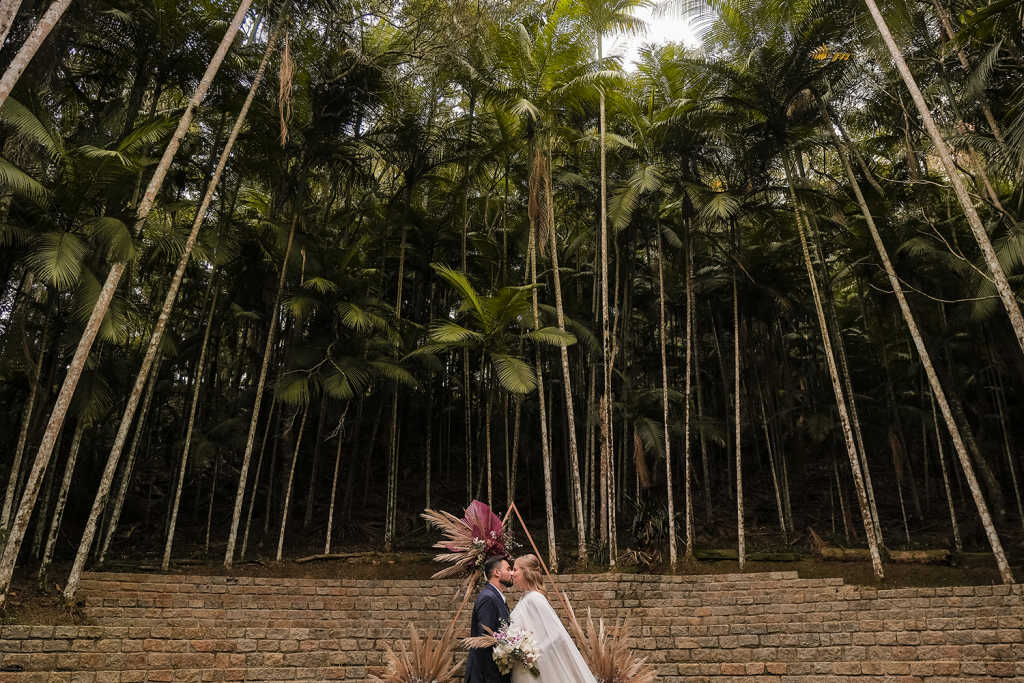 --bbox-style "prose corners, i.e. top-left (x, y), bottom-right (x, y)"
top-left (419, 264), bottom-right (576, 504)
top-left (860, 0), bottom-right (1024, 358)
top-left (0, 0), bottom-right (256, 607)
top-left (571, 0), bottom-right (648, 565)
top-left (685, 0), bottom-right (885, 576)
top-left (812, 89), bottom-right (1014, 582)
